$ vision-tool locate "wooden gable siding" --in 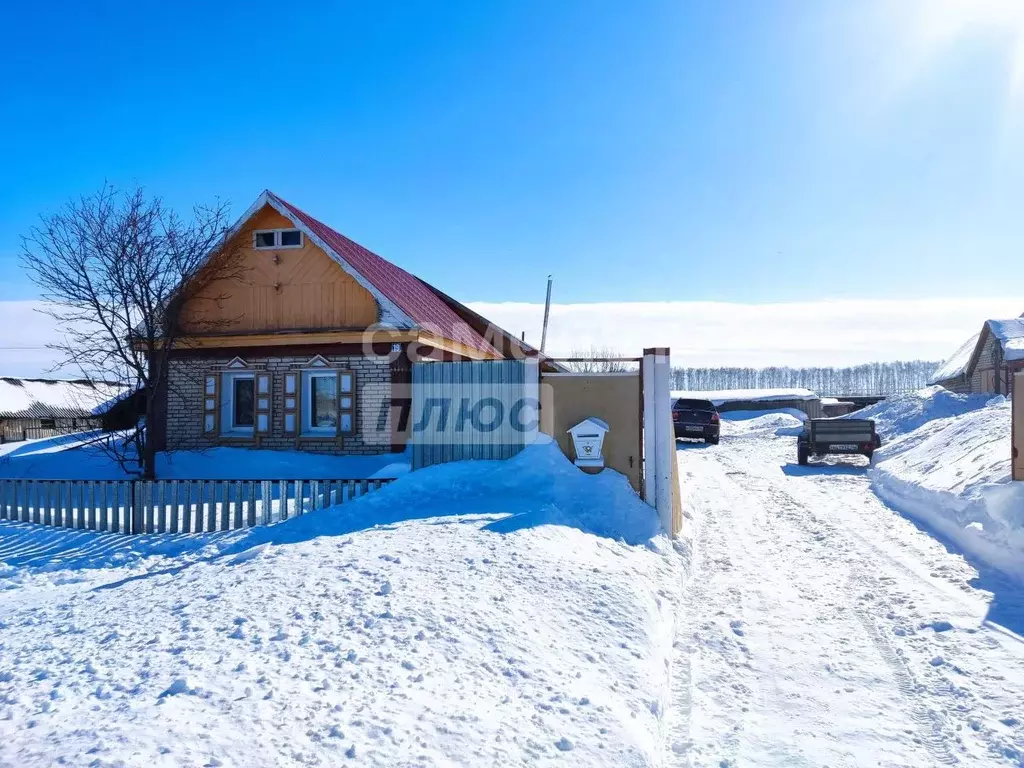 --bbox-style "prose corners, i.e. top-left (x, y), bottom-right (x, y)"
top-left (179, 206), bottom-right (379, 334)
top-left (971, 330), bottom-right (1003, 394)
